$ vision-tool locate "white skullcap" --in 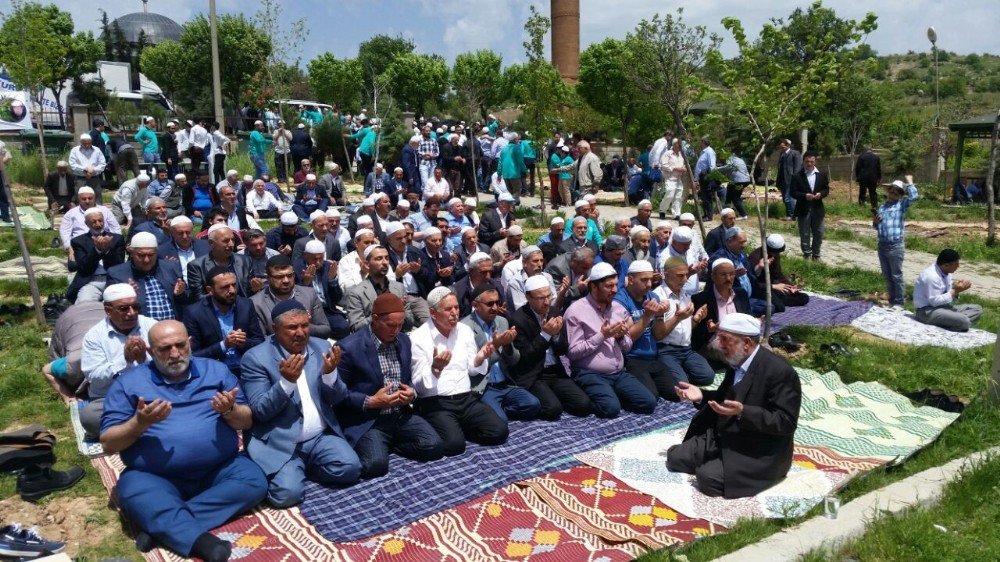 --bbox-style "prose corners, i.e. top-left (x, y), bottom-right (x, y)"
top-left (551, 216), bottom-right (565, 225)
top-left (481, 127), bottom-right (489, 134)
top-left (468, 251), bottom-right (491, 267)
top-left (254, 120), bottom-right (263, 125)
top-left (354, 228), bottom-right (374, 241)
top-left (436, 127), bottom-right (443, 133)
top-left (766, 234), bottom-right (786, 250)
top-left (711, 257), bottom-right (734, 271)
top-left (363, 195), bottom-right (377, 206)
top-left (588, 262), bottom-right (617, 282)
top-left (130, 231), bottom-right (158, 248)
top-left (136, 173), bottom-right (150, 183)
top-left (327, 162), bottom-right (337, 171)
top-left (375, 163), bottom-right (384, 169)
top-left (427, 286), bottom-right (454, 308)
top-left (78, 186), bottom-right (95, 195)
top-left (638, 199), bottom-right (652, 207)
top-left (363, 243), bottom-right (383, 259)
top-left (385, 222), bottom-right (405, 236)
top-left (174, 173), bottom-right (186, 181)
top-left (280, 211), bottom-right (299, 226)
top-left (583, 194), bottom-right (596, 203)
top-left (185, 119), bottom-right (194, 126)
top-left (422, 226), bottom-right (442, 239)
top-left (508, 225), bottom-right (523, 236)
top-left (409, 135), bottom-right (422, 143)
top-left (461, 226), bottom-right (476, 236)
top-left (56, 160), bottom-right (68, 167)
top-left (397, 199), bottom-right (410, 209)
top-left (326, 208), bottom-right (341, 218)
top-left (574, 200), bottom-right (589, 209)
top-left (297, 123), bottom-right (306, 129)
top-left (227, 169), bottom-right (239, 177)
top-left (464, 197), bottom-right (477, 207)
top-left (394, 166), bottom-right (403, 173)
top-left (679, 212), bottom-right (696, 222)
top-left (103, 283), bottom-right (137, 302)
top-left (521, 245), bottom-right (541, 257)
top-left (169, 215), bottom-right (192, 226)
top-left (718, 313), bottom-right (761, 337)
top-left (79, 133), bottom-right (91, 141)
top-left (357, 215), bottom-right (373, 226)
top-left (207, 223), bottom-right (229, 236)
top-left (84, 206), bottom-right (104, 218)
top-left (309, 210), bottom-right (325, 223)
top-left (672, 226), bottom-right (693, 243)
top-left (720, 207), bottom-right (736, 217)
top-left (627, 260), bottom-right (654, 274)
top-left (524, 275), bottom-right (551, 293)
top-left (498, 193), bottom-right (516, 203)
top-left (447, 197), bottom-right (463, 207)
top-left (305, 239), bottom-right (326, 254)
top-left (306, 173), bottom-right (317, 181)
top-left (629, 225), bottom-right (650, 238)
top-left (243, 174), bottom-right (253, 182)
